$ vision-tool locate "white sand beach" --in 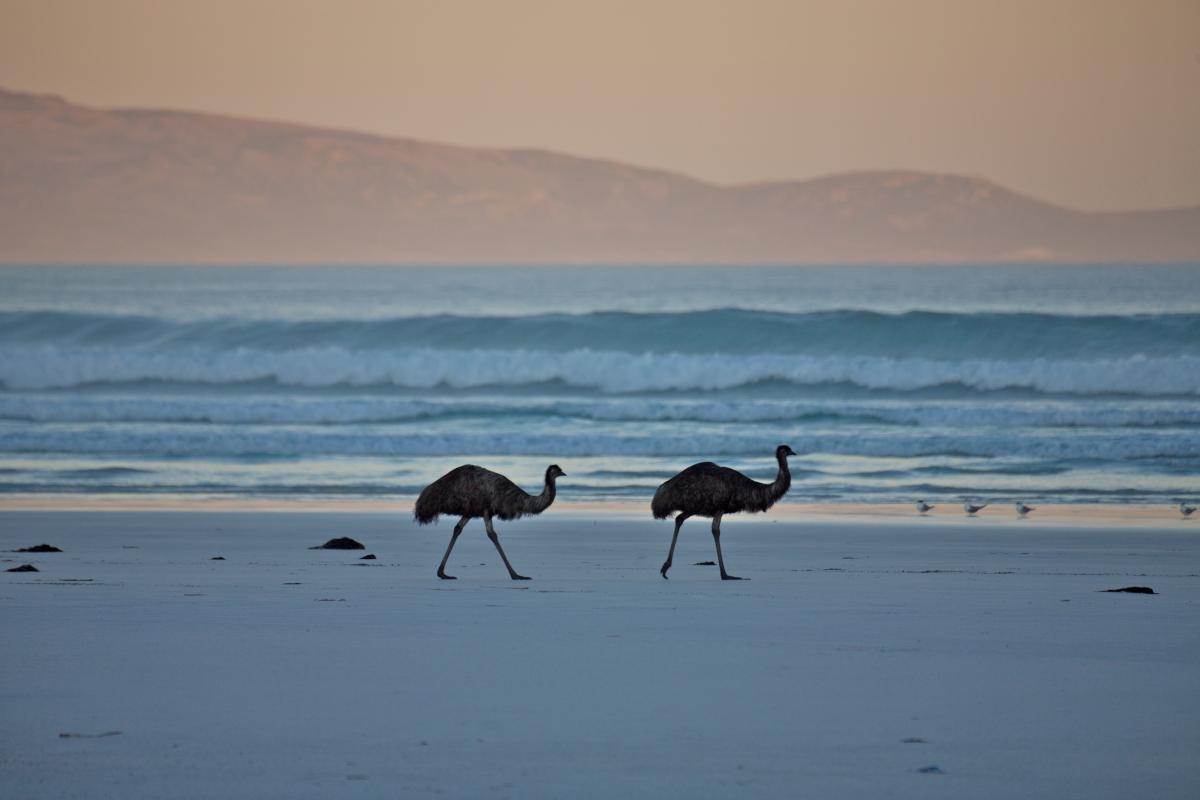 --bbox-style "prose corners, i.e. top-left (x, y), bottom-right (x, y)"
top-left (2, 508), bottom-right (1198, 799)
